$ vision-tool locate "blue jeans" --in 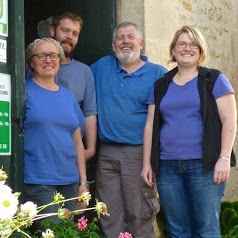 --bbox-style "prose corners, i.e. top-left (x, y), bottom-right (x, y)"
top-left (157, 159), bottom-right (226, 238)
top-left (24, 183), bottom-right (78, 232)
